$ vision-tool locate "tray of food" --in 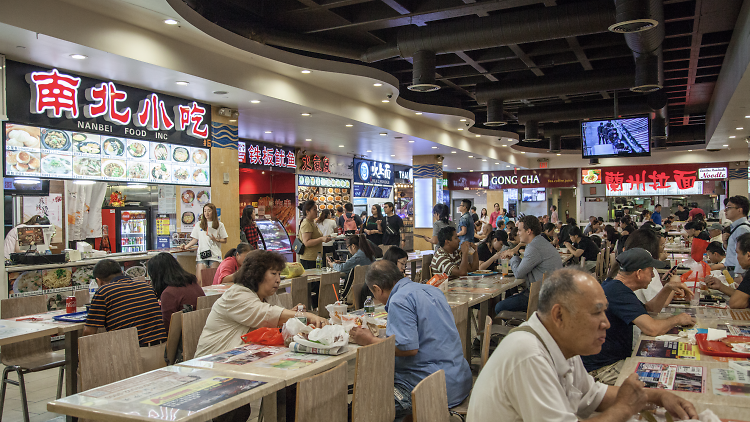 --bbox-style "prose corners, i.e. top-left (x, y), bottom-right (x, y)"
top-left (695, 333), bottom-right (750, 357)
